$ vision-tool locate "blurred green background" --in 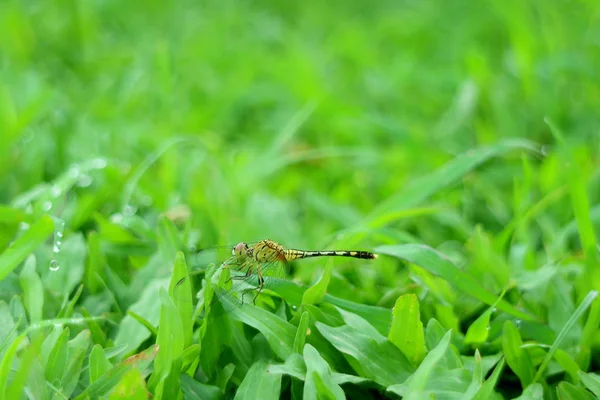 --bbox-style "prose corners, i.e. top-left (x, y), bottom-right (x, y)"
top-left (1, 0), bottom-right (600, 397)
